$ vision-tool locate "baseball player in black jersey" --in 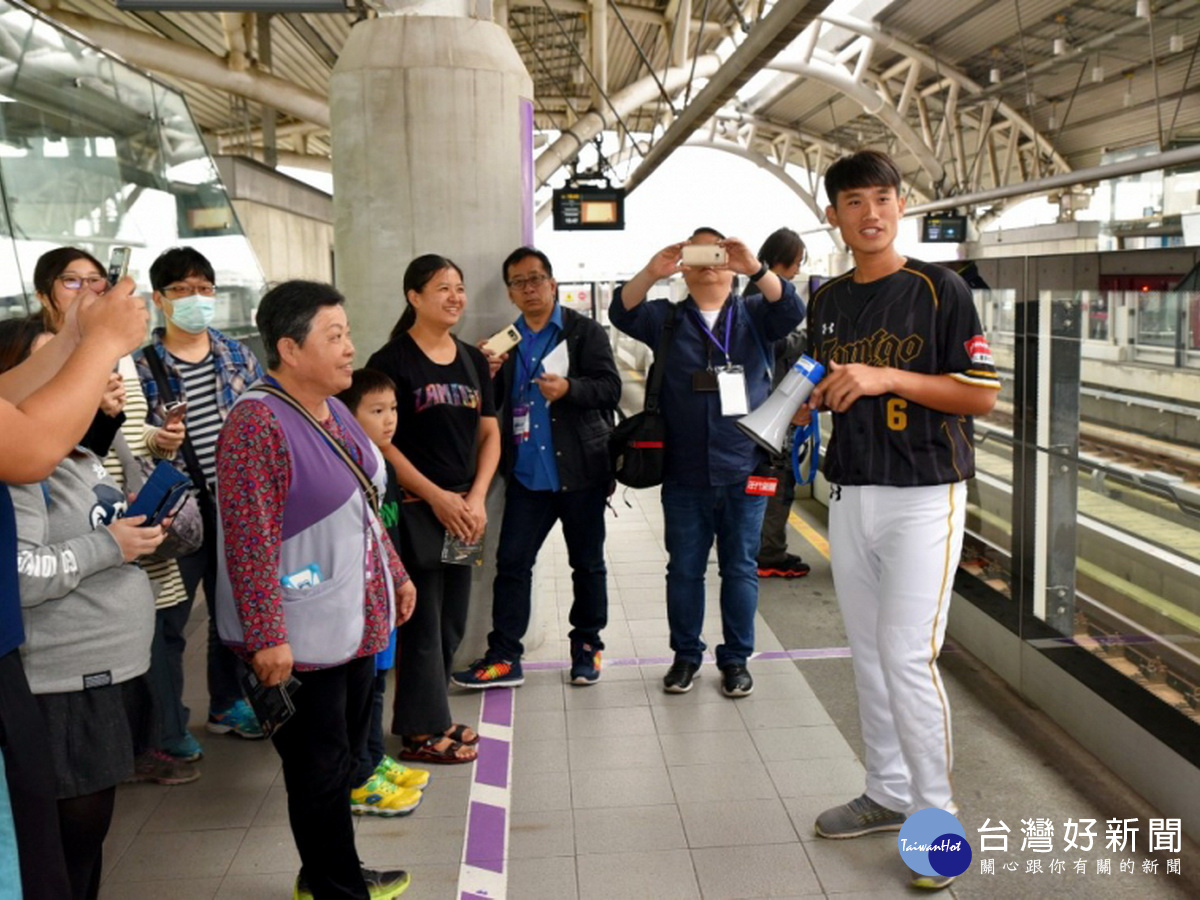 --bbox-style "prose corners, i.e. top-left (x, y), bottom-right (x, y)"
top-left (804, 151), bottom-right (1000, 890)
